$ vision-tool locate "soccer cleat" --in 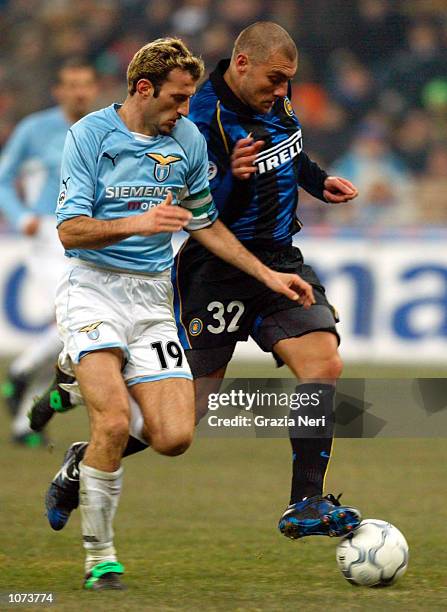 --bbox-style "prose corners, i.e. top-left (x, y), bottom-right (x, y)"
top-left (278, 493), bottom-right (361, 539)
top-left (12, 431), bottom-right (47, 448)
top-left (84, 561), bottom-right (125, 590)
top-left (46, 441), bottom-right (87, 530)
top-left (28, 366), bottom-right (76, 432)
top-left (2, 371), bottom-right (30, 417)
